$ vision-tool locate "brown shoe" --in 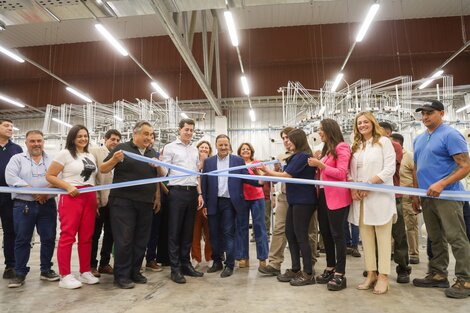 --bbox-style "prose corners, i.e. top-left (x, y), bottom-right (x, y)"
top-left (146, 260), bottom-right (163, 272)
top-left (238, 259), bottom-right (249, 268)
top-left (98, 264), bottom-right (113, 275)
top-left (277, 269), bottom-right (299, 282)
top-left (413, 272), bottom-right (449, 288)
top-left (91, 267), bottom-right (101, 278)
top-left (290, 271), bottom-right (316, 286)
top-left (259, 260), bottom-right (266, 268)
top-left (445, 279), bottom-right (470, 299)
